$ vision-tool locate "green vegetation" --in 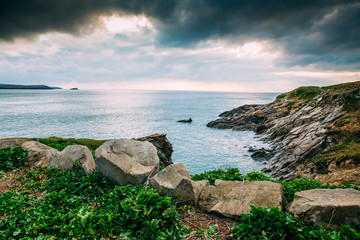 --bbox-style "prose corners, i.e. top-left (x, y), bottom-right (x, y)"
top-left (276, 86), bottom-right (322, 102)
top-left (306, 142), bottom-right (360, 174)
top-left (191, 167), bottom-right (359, 203)
top-left (33, 136), bottom-right (106, 152)
top-left (0, 147), bottom-right (27, 171)
top-left (232, 206), bottom-right (360, 240)
top-left (0, 167), bottom-right (186, 239)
